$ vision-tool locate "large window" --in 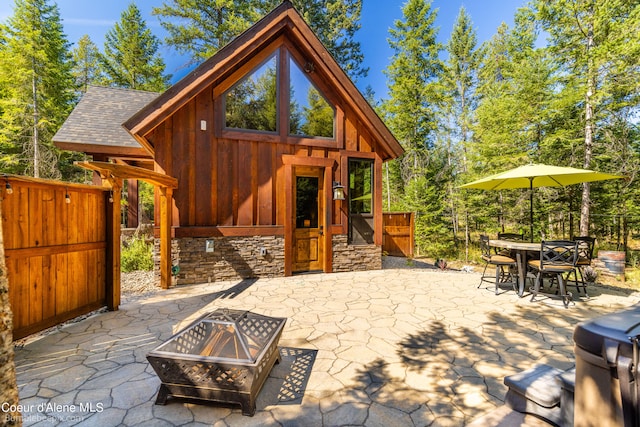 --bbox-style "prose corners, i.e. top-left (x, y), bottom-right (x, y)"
top-left (289, 57), bottom-right (334, 138)
top-left (224, 53), bottom-right (278, 133)
top-left (348, 159), bottom-right (374, 244)
top-left (222, 47), bottom-right (335, 140)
